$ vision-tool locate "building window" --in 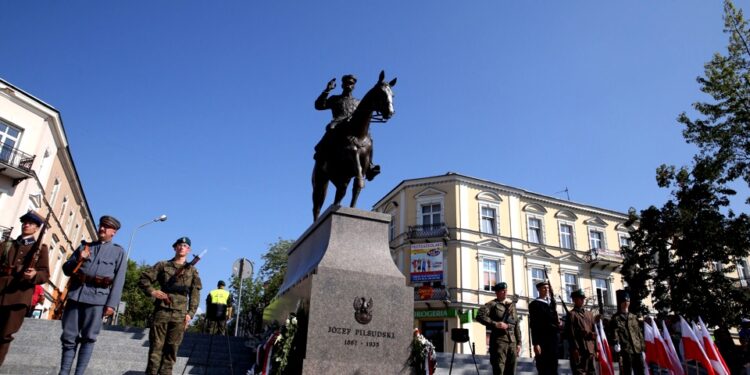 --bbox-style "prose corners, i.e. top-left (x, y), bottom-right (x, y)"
top-left (421, 203), bottom-right (441, 226)
top-left (589, 230), bottom-right (604, 250)
top-left (49, 179), bottom-right (61, 208)
top-left (619, 234), bottom-right (631, 249)
top-left (66, 211), bottom-right (75, 234)
top-left (594, 278), bottom-right (610, 305)
top-left (480, 205), bottom-right (497, 235)
top-left (563, 273), bottom-right (578, 302)
top-left (739, 259), bottom-right (750, 286)
top-left (530, 267), bottom-right (545, 298)
top-left (559, 223), bottom-right (574, 249)
top-left (60, 196), bottom-right (69, 218)
top-left (482, 259), bottom-right (500, 291)
top-left (528, 217), bottom-right (542, 244)
top-left (389, 213), bottom-right (396, 241)
top-left (0, 120), bottom-right (21, 163)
